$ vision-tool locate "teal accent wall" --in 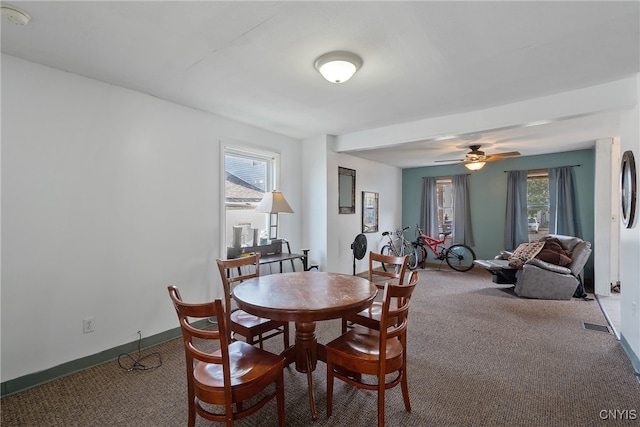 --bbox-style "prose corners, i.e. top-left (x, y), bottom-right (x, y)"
top-left (402, 149), bottom-right (595, 278)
